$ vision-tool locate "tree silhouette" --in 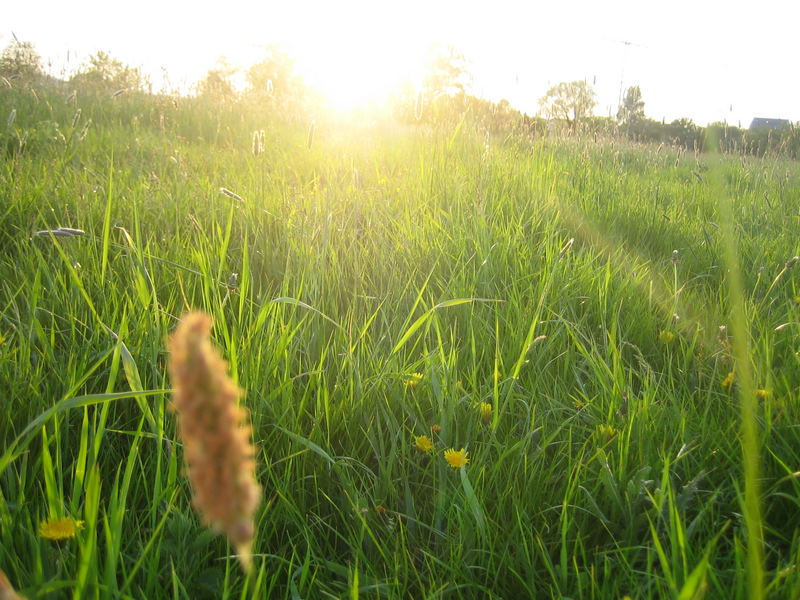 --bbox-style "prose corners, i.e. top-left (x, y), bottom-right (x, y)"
top-left (617, 85), bottom-right (645, 129)
top-left (538, 81), bottom-right (596, 127)
top-left (70, 51), bottom-right (146, 94)
top-left (423, 45), bottom-right (469, 99)
top-left (0, 39), bottom-right (42, 83)
top-left (246, 46), bottom-right (301, 97)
